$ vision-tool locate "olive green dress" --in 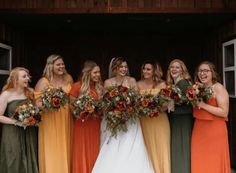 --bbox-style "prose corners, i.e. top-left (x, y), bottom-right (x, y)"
top-left (169, 79), bottom-right (193, 173)
top-left (0, 99), bottom-right (38, 173)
